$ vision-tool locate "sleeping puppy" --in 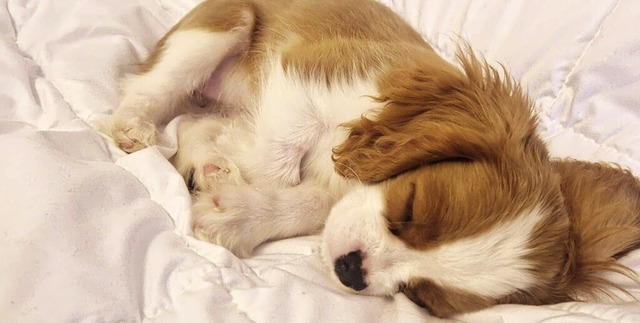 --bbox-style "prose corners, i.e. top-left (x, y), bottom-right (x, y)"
top-left (109, 0), bottom-right (640, 317)
top-left (323, 158), bottom-right (640, 317)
